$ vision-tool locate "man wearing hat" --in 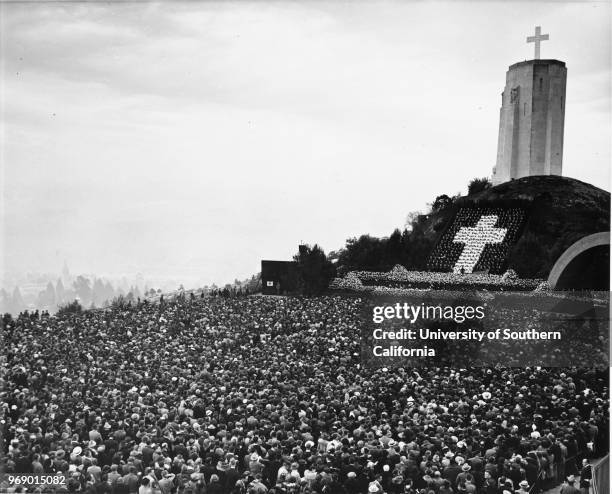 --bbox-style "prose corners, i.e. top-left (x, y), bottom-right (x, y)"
top-left (455, 462), bottom-right (472, 487)
top-left (560, 475), bottom-right (581, 494)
